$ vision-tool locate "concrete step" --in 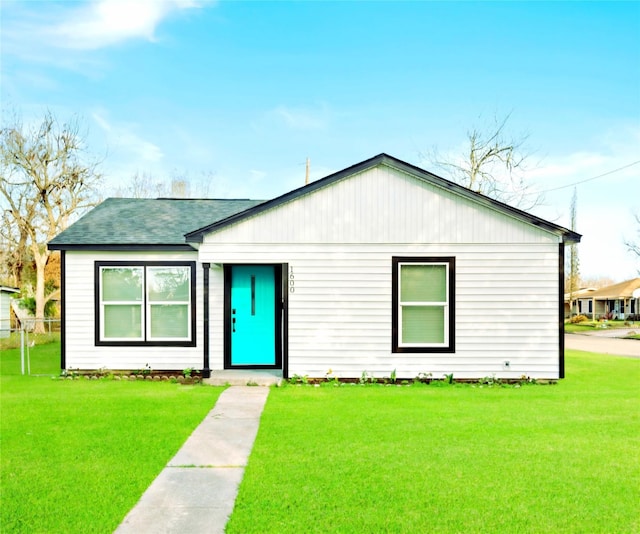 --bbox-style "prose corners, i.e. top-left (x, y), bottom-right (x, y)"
top-left (203, 370), bottom-right (283, 387)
